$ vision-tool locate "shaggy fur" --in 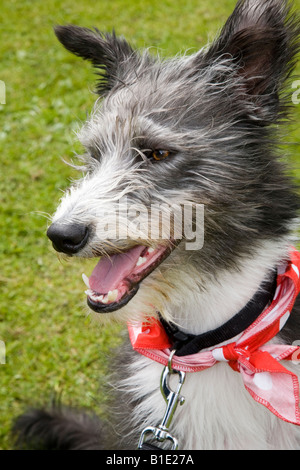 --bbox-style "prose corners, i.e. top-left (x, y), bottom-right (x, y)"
top-left (13, 0), bottom-right (300, 450)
